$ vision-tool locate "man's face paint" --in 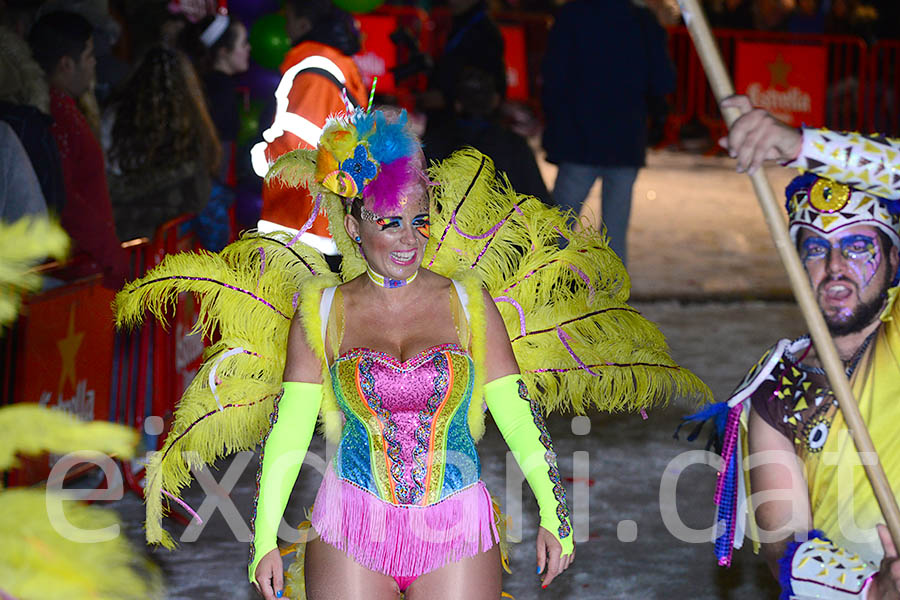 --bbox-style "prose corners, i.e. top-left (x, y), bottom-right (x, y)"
top-left (798, 225), bottom-right (892, 335)
top-left (801, 233), bottom-right (881, 287)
